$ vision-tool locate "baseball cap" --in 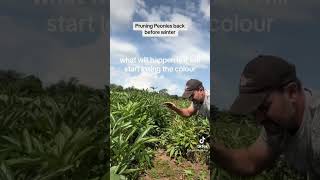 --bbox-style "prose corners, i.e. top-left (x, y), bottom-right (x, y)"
top-left (230, 55), bottom-right (297, 114)
top-left (182, 79), bottom-right (203, 98)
